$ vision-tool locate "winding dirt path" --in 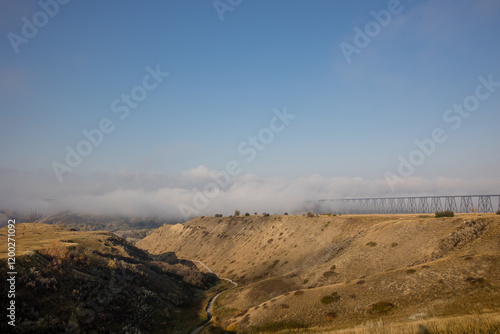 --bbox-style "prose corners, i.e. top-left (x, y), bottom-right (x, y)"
top-left (190, 261), bottom-right (237, 334)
